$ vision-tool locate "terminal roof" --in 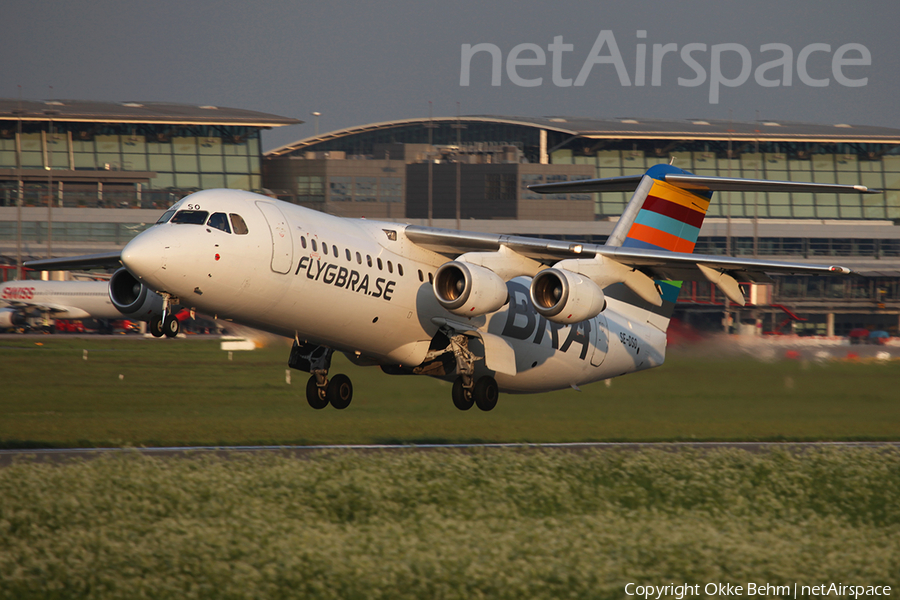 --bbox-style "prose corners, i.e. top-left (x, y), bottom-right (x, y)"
top-left (0, 99), bottom-right (301, 128)
top-left (267, 115), bottom-right (900, 156)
